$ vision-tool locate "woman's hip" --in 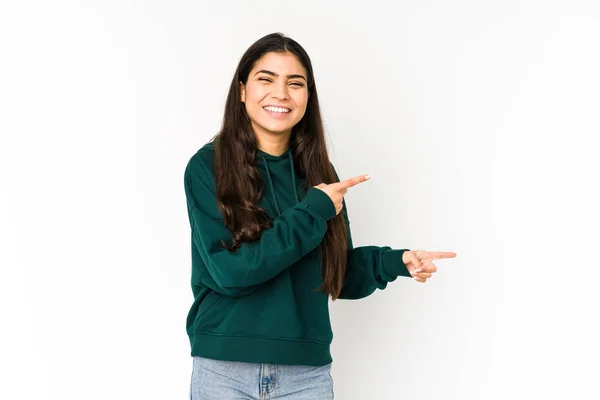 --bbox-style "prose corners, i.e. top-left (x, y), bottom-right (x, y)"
top-left (189, 355), bottom-right (334, 399)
